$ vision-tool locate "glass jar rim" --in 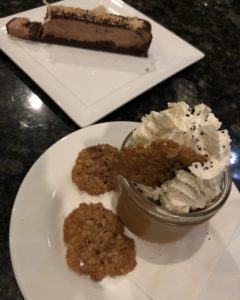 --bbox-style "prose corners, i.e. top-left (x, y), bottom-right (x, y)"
top-left (119, 130), bottom-right (232, 225)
